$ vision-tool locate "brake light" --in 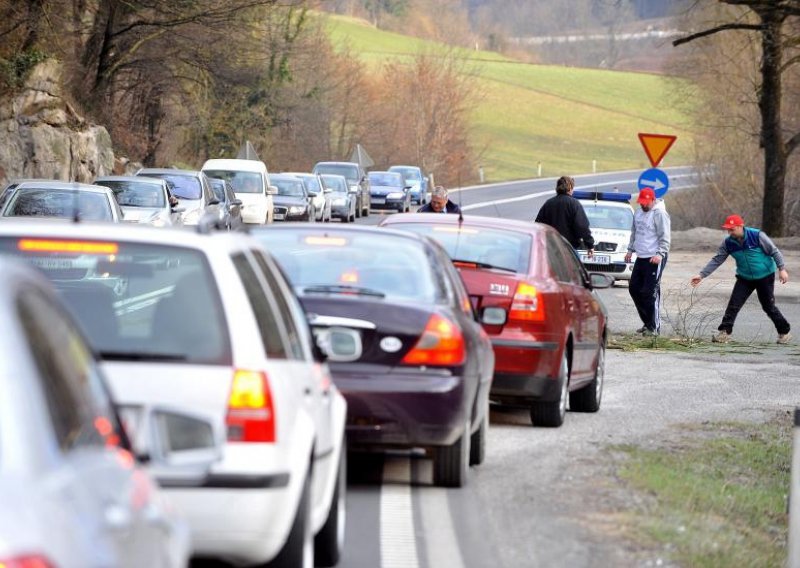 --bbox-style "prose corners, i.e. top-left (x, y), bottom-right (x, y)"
top-left (0, 555), bottom-right (55, 568)
top-left (401, 314), bottom-right (465, 366)
top-left (225, 370), bottom-right (275, 443)
top-left (508, 282), bottom-right (545, 321)
top-left (18, 238), bottom-right (118, 254)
